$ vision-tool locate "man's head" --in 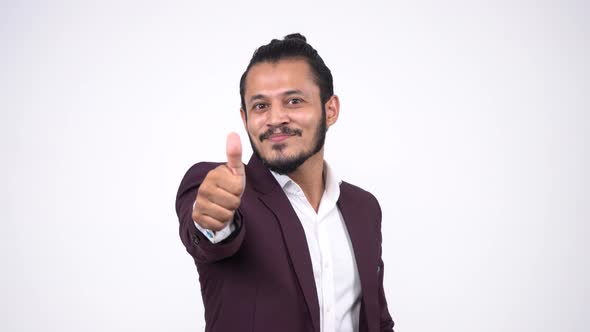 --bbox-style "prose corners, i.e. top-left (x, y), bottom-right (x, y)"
top-left (239, 33), bottom-right (339, 175)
